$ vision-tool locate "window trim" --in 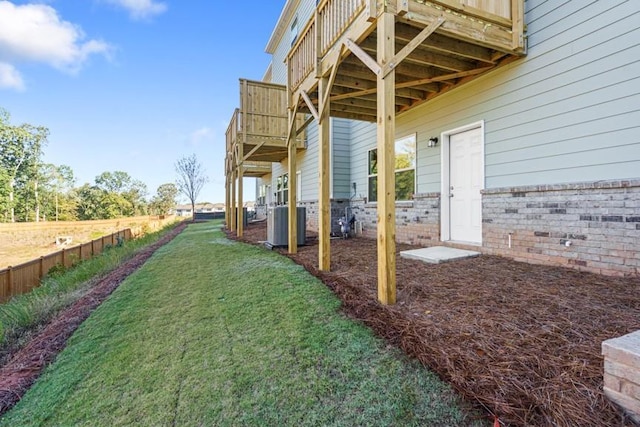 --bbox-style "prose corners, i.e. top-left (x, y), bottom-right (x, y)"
top-left (290, 16), bottom-right (299, 47)
top-left (367, 133), bottom-right (417, 203)
top-left (276, 173), bottom-right (289, 205)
